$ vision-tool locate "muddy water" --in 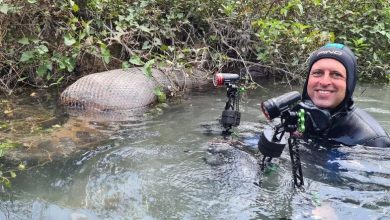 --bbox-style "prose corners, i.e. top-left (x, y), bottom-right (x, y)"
top-left (0, 83), bottom-right (389, 220)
